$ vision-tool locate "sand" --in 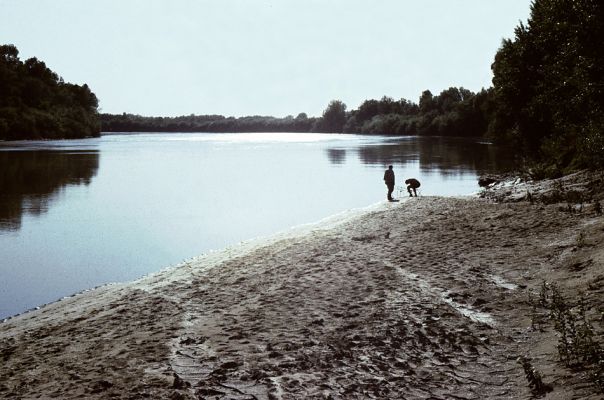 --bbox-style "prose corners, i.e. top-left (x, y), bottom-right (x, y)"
top-left (1, 172), bottom-right (603, 399)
